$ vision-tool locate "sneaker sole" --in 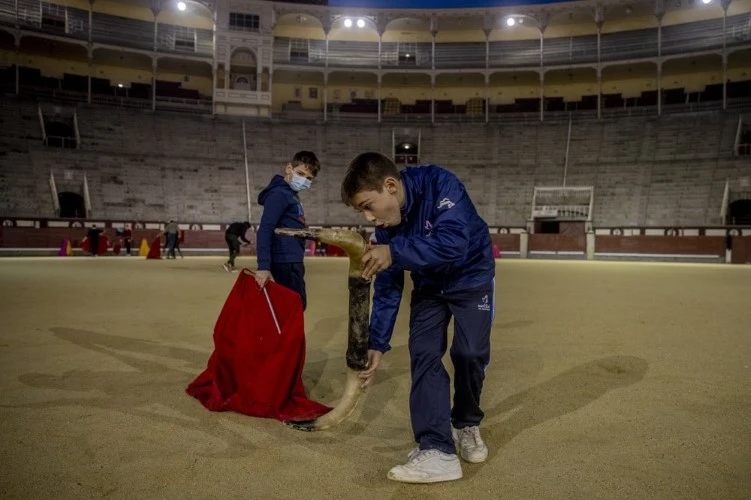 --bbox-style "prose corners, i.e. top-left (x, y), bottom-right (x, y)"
top-left (460, 448), bottom-right (488, 464)
top-left (387, 470), bottom-right (463, 484)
